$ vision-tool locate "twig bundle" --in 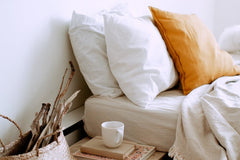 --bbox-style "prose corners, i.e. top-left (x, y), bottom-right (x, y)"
top-left (24, 61), bottom-right (80, 152)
